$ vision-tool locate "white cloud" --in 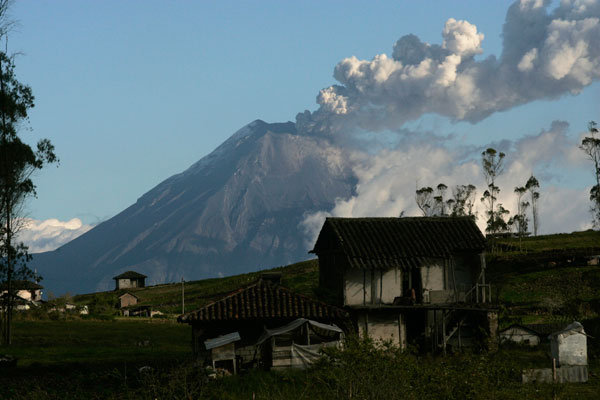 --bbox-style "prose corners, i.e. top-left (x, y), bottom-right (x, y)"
top-left (16, 218), bottom-right (93, 253)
